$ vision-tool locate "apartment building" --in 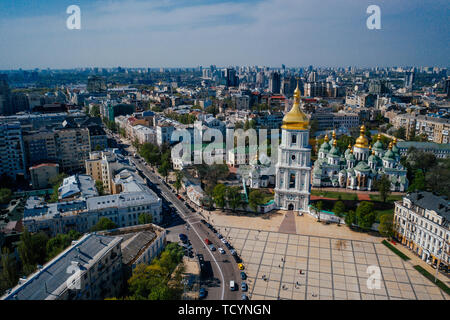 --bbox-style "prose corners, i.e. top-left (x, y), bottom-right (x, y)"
top-left (1, 234), bottom-right (123, 300)
top-left (22, 123), bottom-right (91, 173)
top-left (85, 150), bottom-right (134, 194)
top-left (23, 189), bottom-right (162, 236)
top-left (0, 122), bottom-right (27, 181)
top-left (392, 114), bottom-right (450, 143)
top-left (394, 192), bottom-right (449, 268)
